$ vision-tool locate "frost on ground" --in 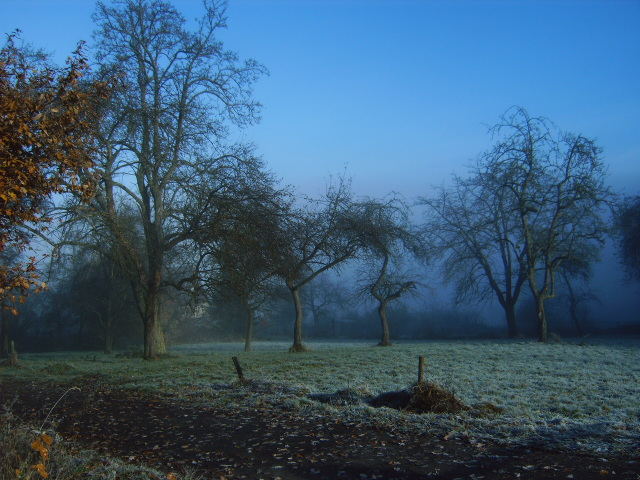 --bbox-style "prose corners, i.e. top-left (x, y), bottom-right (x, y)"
top-left (5, 337), bottom-right (639, 455)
